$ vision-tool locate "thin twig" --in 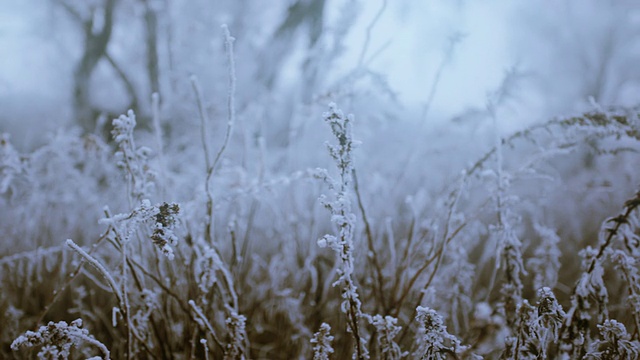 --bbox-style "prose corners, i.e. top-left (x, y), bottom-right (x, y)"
top-left (189, 300), bottom-right (225, 352)
top-left (352, 168), bottom-right (386, 309)
top-left (358, 0), bottom-right (387, 67)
